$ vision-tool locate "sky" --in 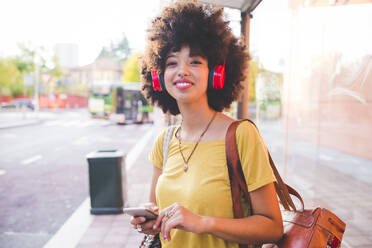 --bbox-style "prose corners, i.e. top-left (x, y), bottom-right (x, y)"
top-left (0, 0), bottom-right (243, 67)
top-left (1, 0), bottom-right (321, 73)
top-left (0, 0), bottom-right (162, 65)
top-left (249, 0), bottom-right (290, 72)
top-left (2, 0), bottom-right (370, 73)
